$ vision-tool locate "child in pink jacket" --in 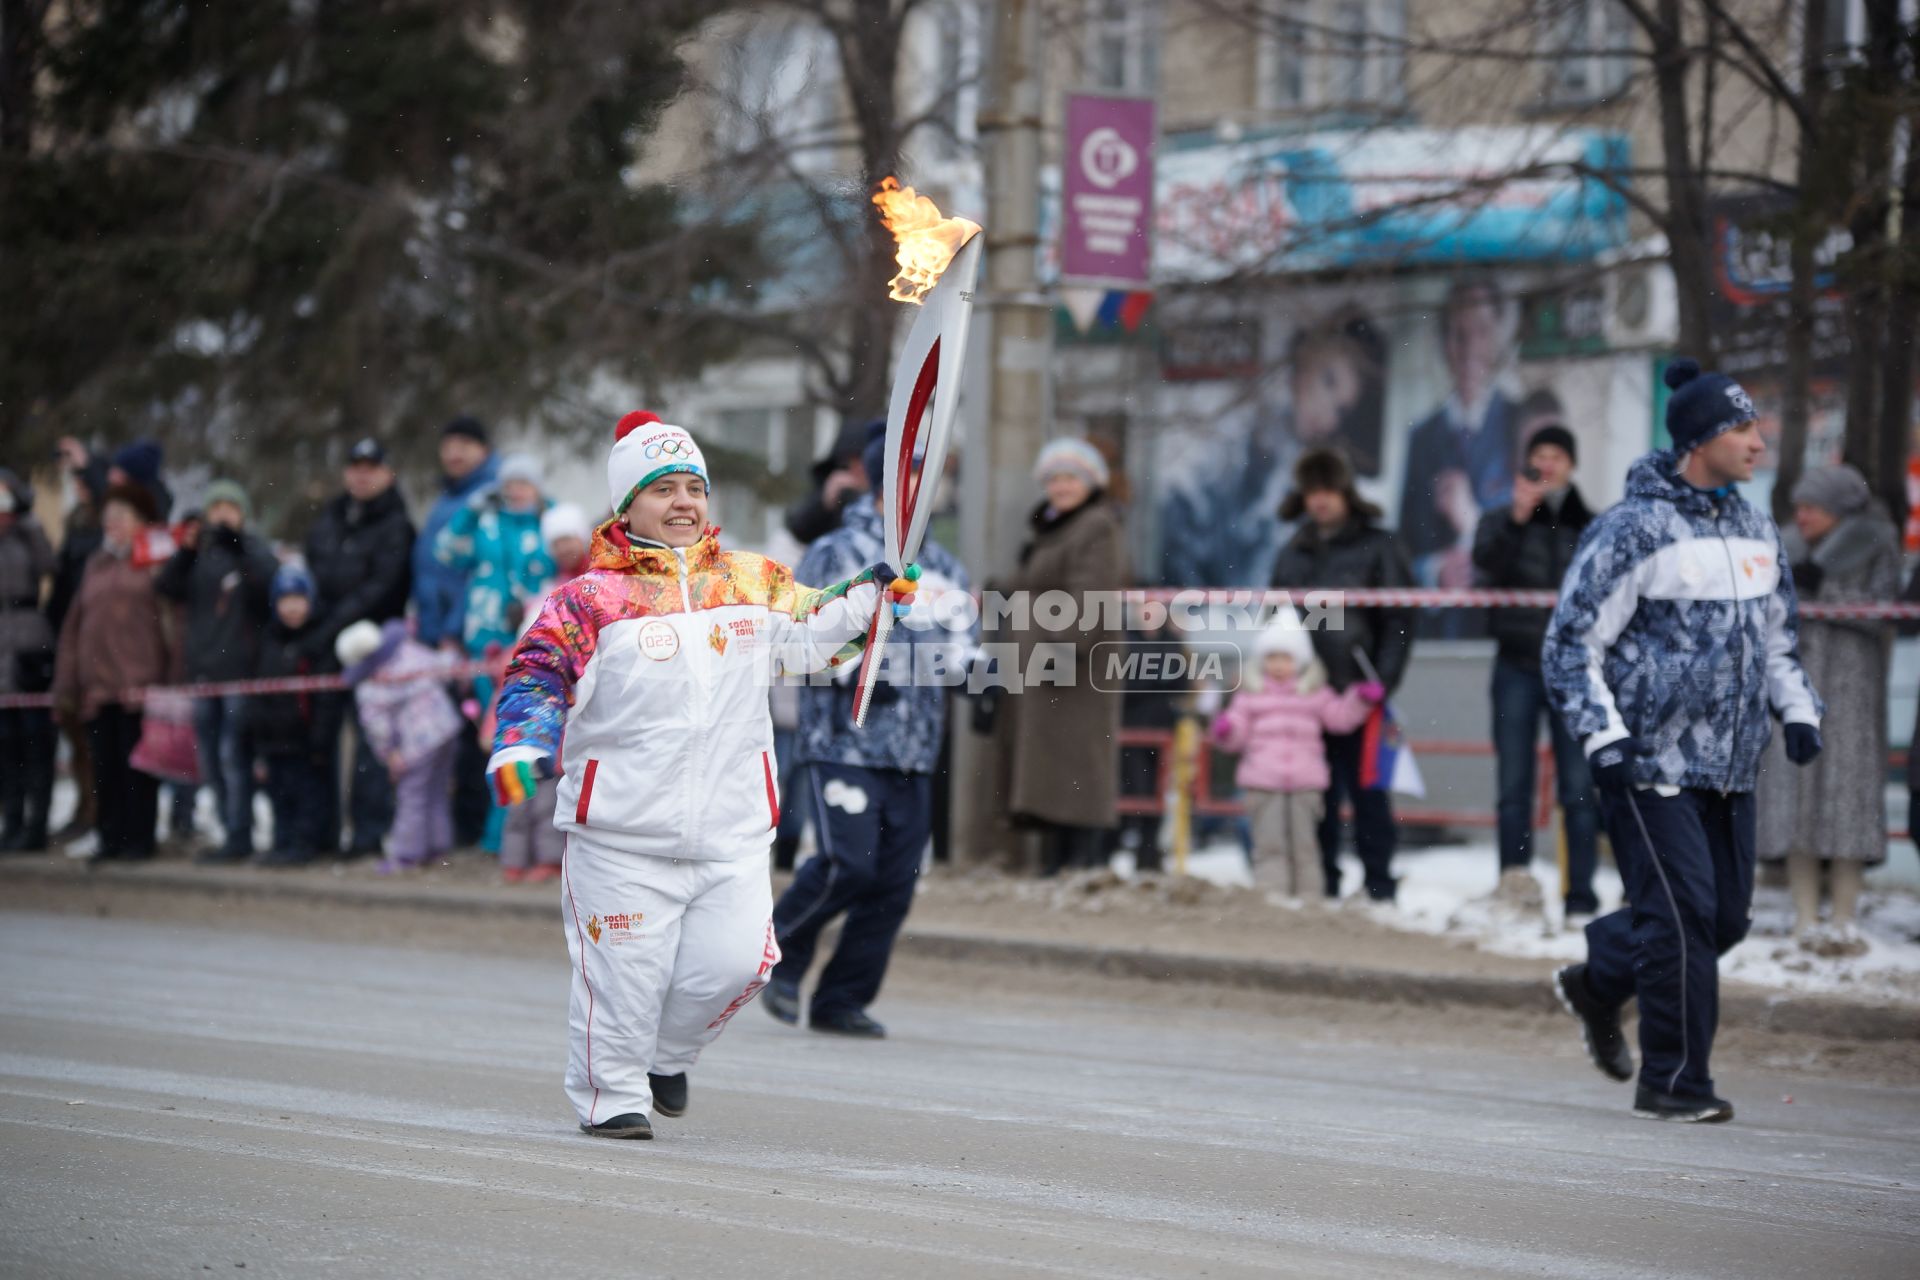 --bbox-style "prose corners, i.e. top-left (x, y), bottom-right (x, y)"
top-left (1211, 612), bottom-right (1382, 899)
